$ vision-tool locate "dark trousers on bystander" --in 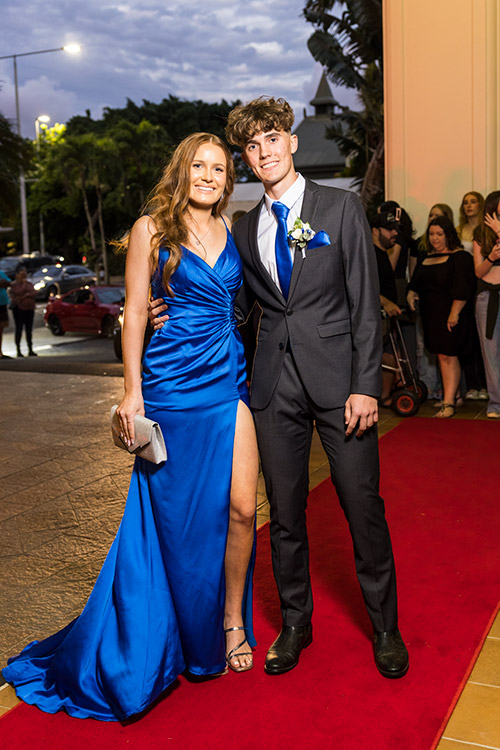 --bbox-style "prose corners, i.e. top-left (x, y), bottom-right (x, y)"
top-left (12, 307), bottom-right (35, 354)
